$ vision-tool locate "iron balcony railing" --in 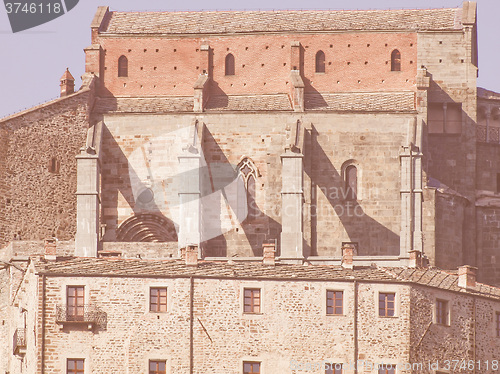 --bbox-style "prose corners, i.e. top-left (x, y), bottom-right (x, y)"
top-left (56, 305), bottom-right (103, 325)
top-left (13, 328), bottom-right (26, 355)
